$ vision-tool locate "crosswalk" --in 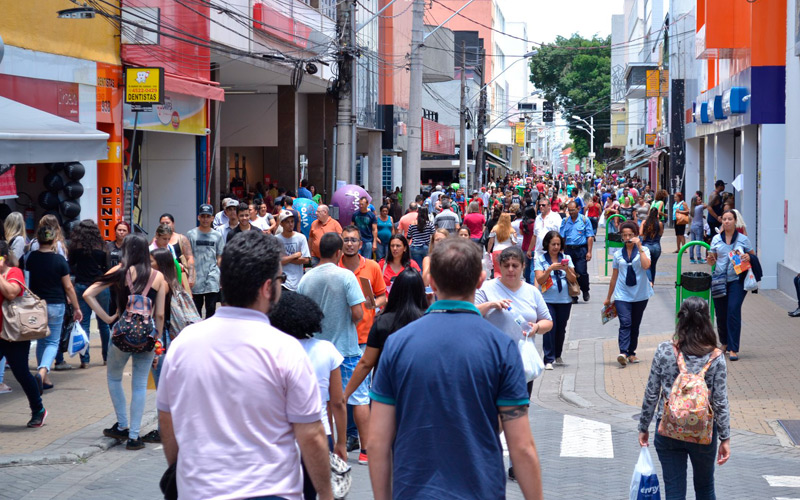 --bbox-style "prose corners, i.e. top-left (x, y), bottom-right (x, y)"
top-left (560, 415), bottom-right (614, 458)
top-left (764, 475), bottom-right (800, 500)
